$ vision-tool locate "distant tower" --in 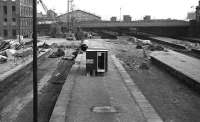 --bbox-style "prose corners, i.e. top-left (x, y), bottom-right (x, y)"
top-left (67, 0), bottom-right (74, 32)
top-left (120, 7), bottom-right (122, 21)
